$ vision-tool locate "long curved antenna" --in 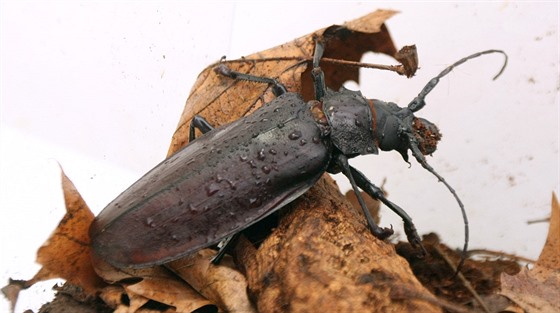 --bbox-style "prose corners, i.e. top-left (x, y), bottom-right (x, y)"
top-left (404, 50), bottom-right (507, 274)
top-left (408, 50), bottom-right (508, 112)
top-left (408, 140), bottom-right (468, 275)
